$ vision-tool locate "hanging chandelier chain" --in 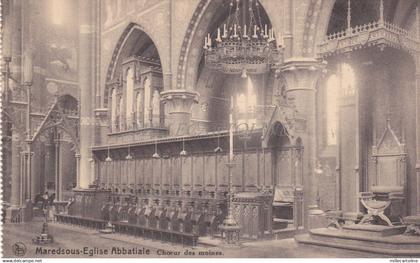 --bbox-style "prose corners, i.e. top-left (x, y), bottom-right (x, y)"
top-left (204, 0), bottom-right (283, 76)
top-left (255, 0), bottom-right (264, 33)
